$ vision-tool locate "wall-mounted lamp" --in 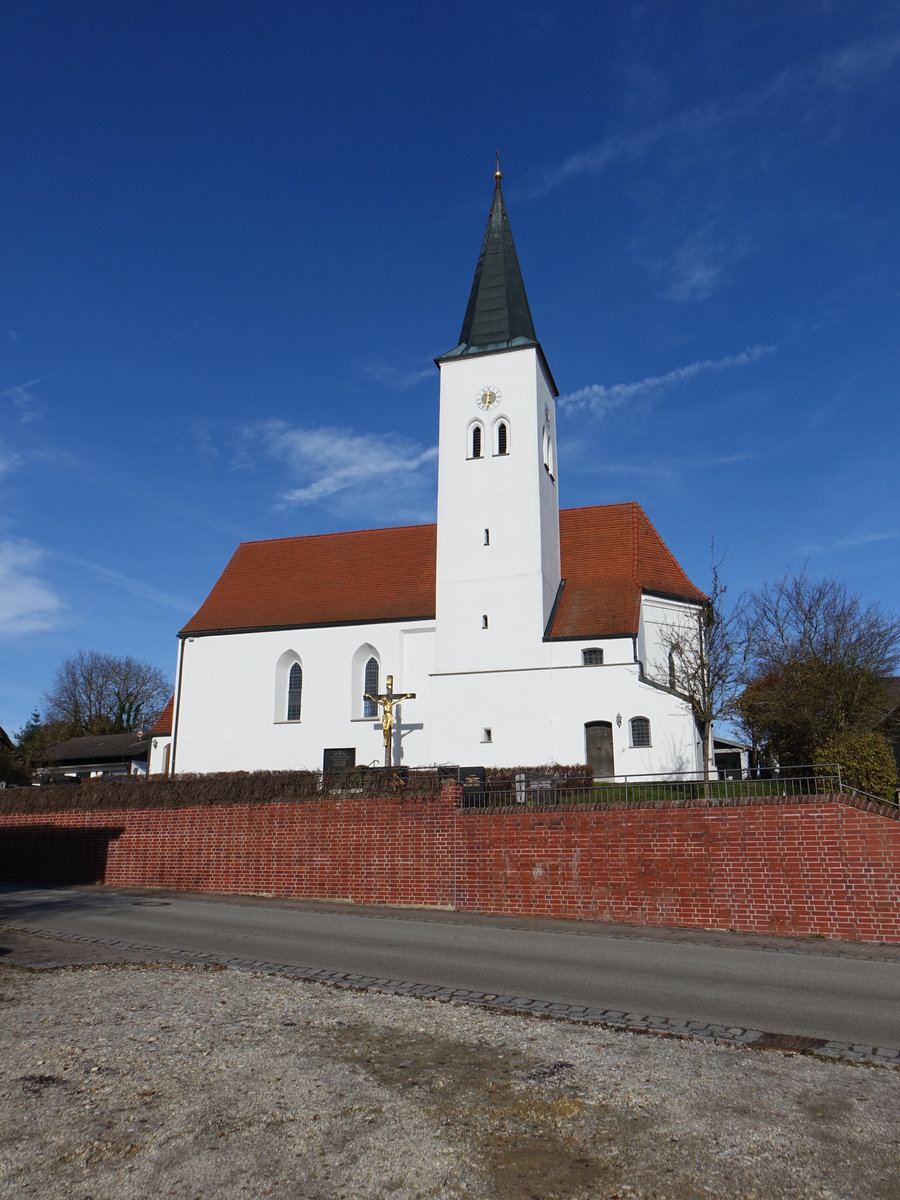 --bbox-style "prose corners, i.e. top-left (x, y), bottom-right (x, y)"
top-left (615, 713), bottom-right (622, 728)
